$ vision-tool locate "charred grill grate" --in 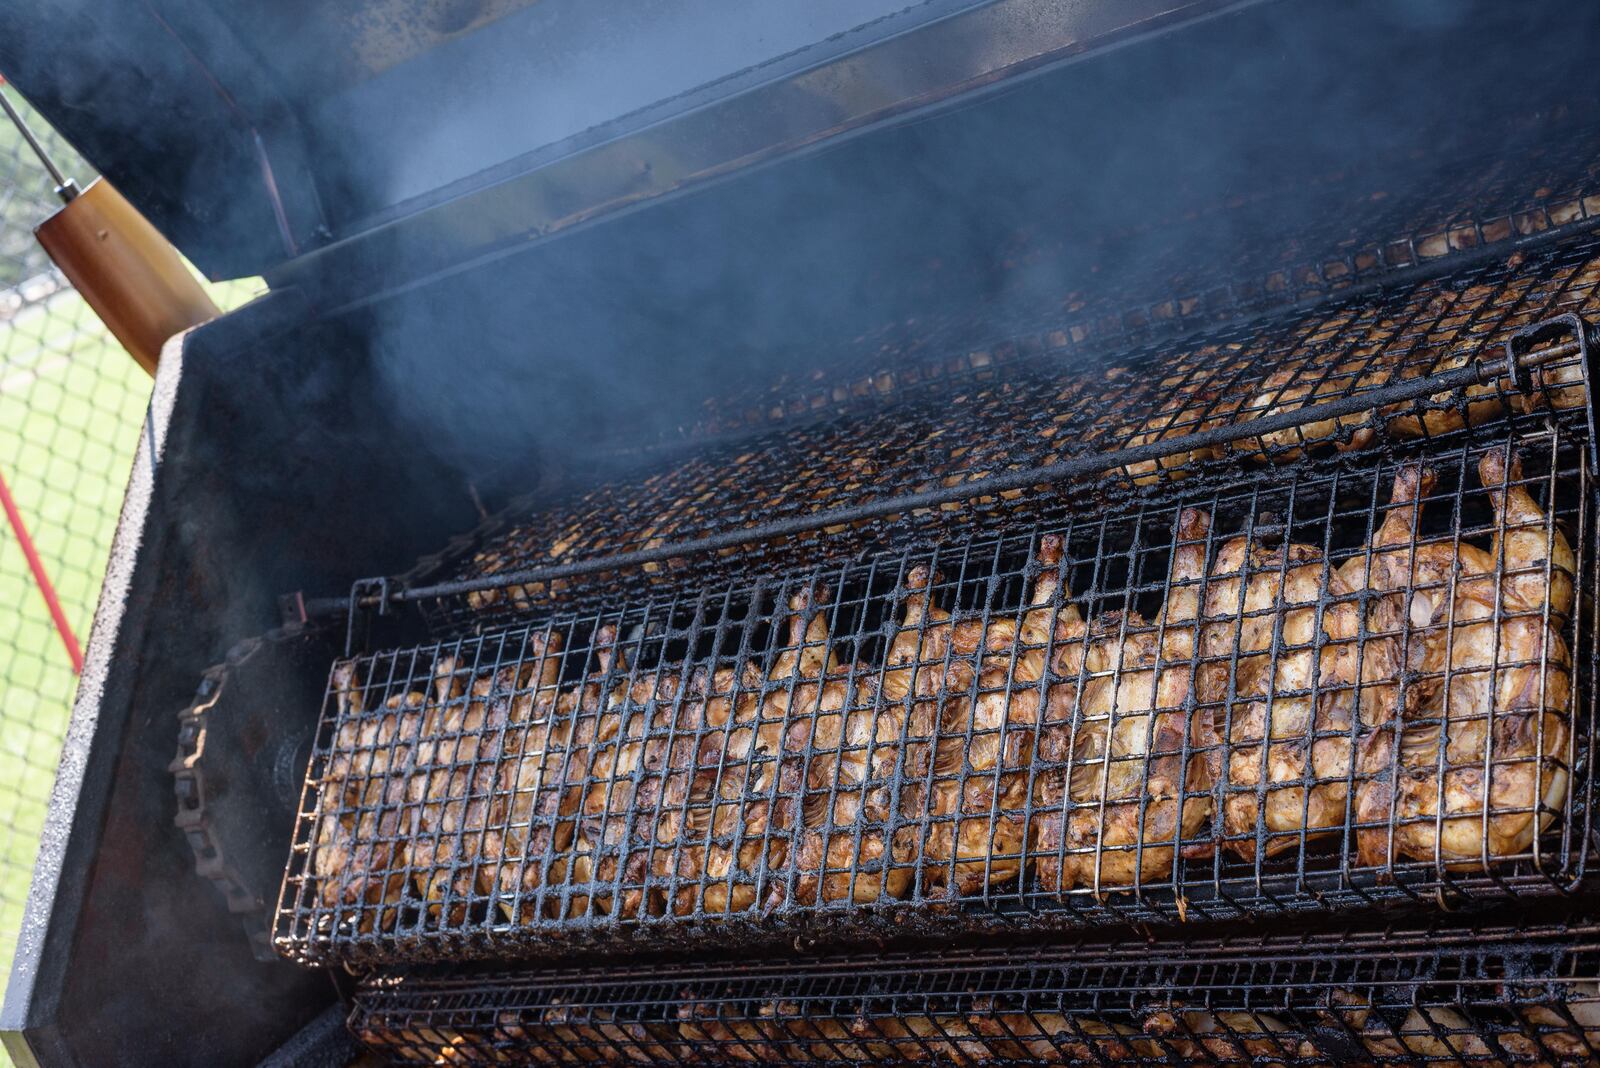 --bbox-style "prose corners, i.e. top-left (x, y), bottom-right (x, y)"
top-left (430, 237), bottom-right (1600, 627)
top-left (275, 404), bottom-right (1595, 965)
top-left (348, 924), bottom-right (1600, 1064)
